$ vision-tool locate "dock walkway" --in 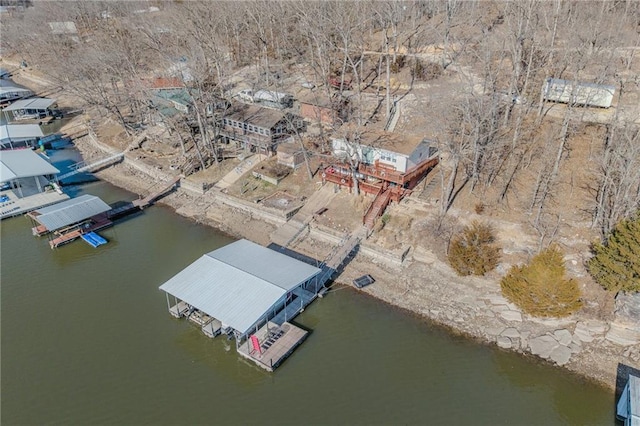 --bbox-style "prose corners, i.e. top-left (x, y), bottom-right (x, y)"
top-left (56, 152), bottom-right (124, 181)
top-left (132, 176), bottom-right (181, 208)
top-left (324, 226), bottom-right (367, 270)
